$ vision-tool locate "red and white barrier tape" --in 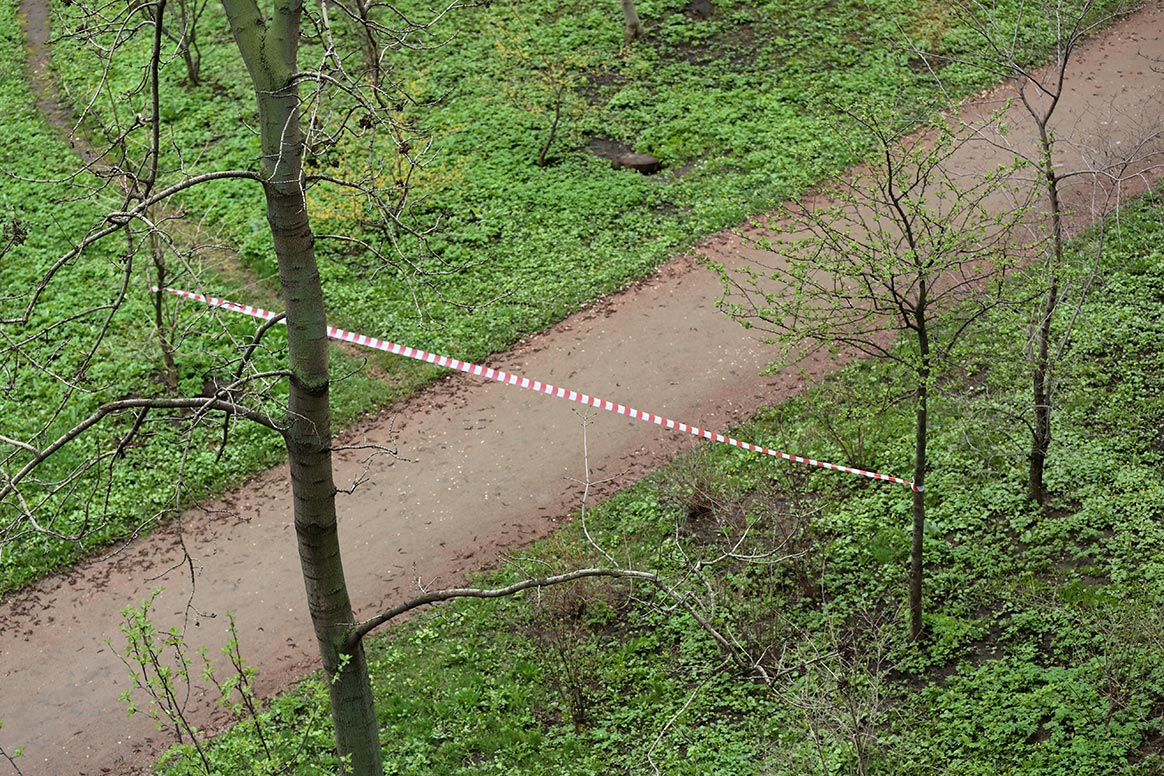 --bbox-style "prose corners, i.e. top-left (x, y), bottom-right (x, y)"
top-left (161, 287), bottom-right (919, 492)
